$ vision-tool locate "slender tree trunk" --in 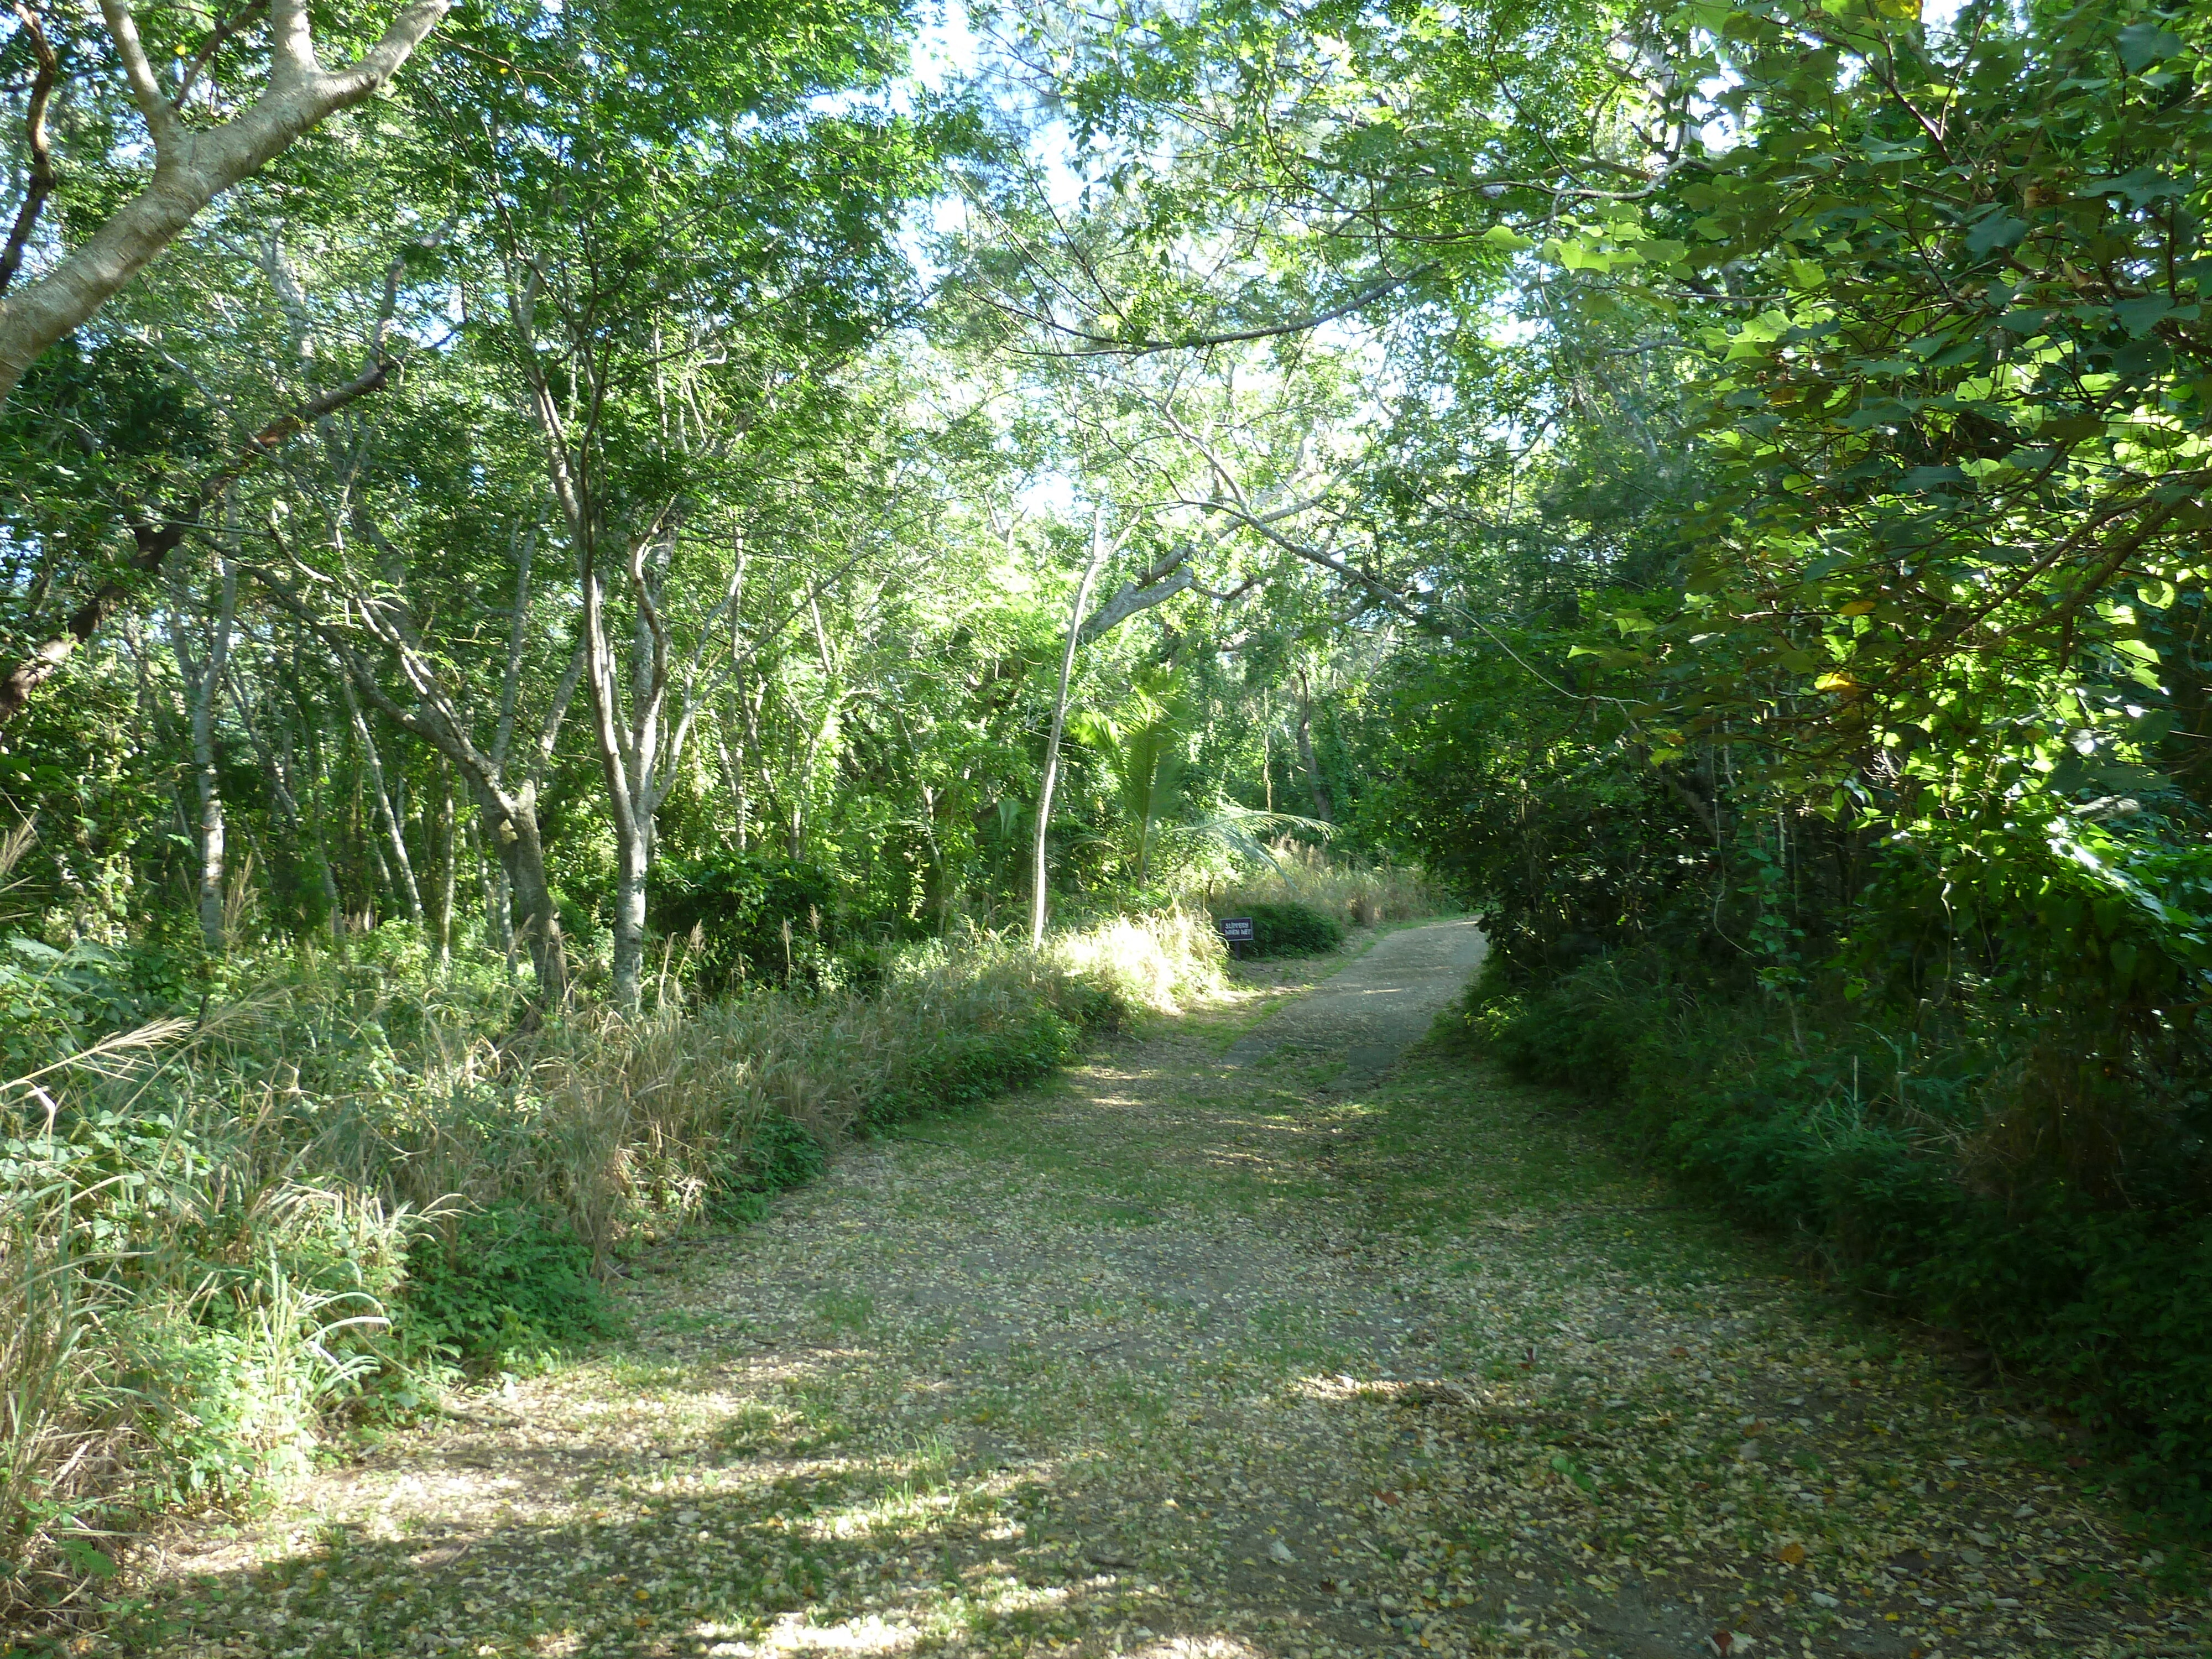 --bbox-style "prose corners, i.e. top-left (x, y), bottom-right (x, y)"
top-left (431, 754), bottom-right (457, 967)
top-left (1261, 703), bottom-right (1274, 815)
top-left (740, 683), bottom-right (765, 853)
top-left (611, 815), bottom-right (650, 1009)
top-left (288, 670), bottom-right (343, 943)
top-left (169, 558), bottom-right (237, 954)
top-left (472, 781), bottom-right (565, 1002)
top-left (340, 676), bottom-right (422, 920)
top-left (1292, 670), bottom-right (1334, 821)
top-left (476, 816), bottom-right (514, 971)
top-left (716, 727), bottom-right (747, 853)
top-left (237, 658), bottom-right (336, 944)
top-left (1031, 509), bottom-right (1112, 951)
